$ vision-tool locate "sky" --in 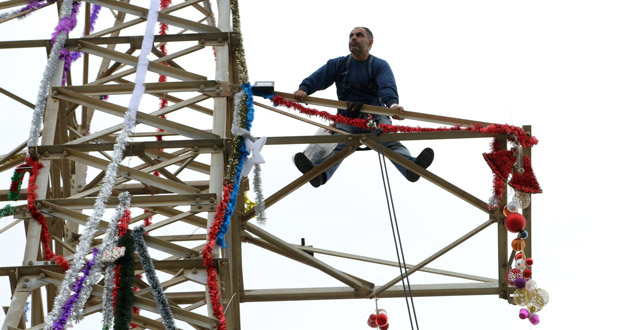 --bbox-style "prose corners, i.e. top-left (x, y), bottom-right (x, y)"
top-left (1, 1), bottom-right (620, 329)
